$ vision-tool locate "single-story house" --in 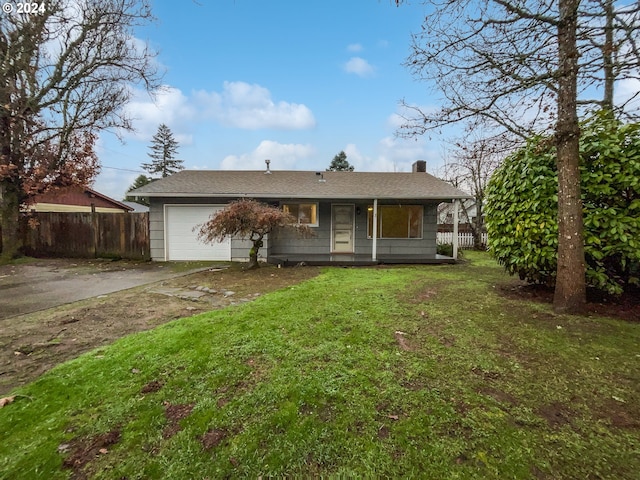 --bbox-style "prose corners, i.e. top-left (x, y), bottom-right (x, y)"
top-left (28, 187), bottom-right (133, 213)
top-left (128, 161), bottom-right (471, 265)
